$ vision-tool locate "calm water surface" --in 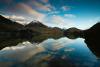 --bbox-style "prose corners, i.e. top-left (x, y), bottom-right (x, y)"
top-left (0, 37), bottom-right (100, 67)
